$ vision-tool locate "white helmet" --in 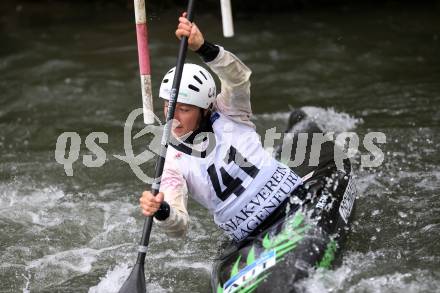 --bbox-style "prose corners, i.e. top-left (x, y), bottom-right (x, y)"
top-left (159, 63), bottom-right (216, 109)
